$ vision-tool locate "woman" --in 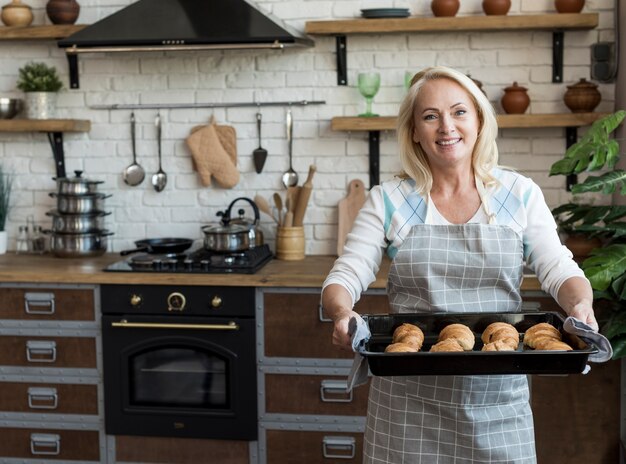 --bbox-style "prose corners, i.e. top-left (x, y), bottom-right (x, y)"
top-left (321, 66), bottom-right (597, 463)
